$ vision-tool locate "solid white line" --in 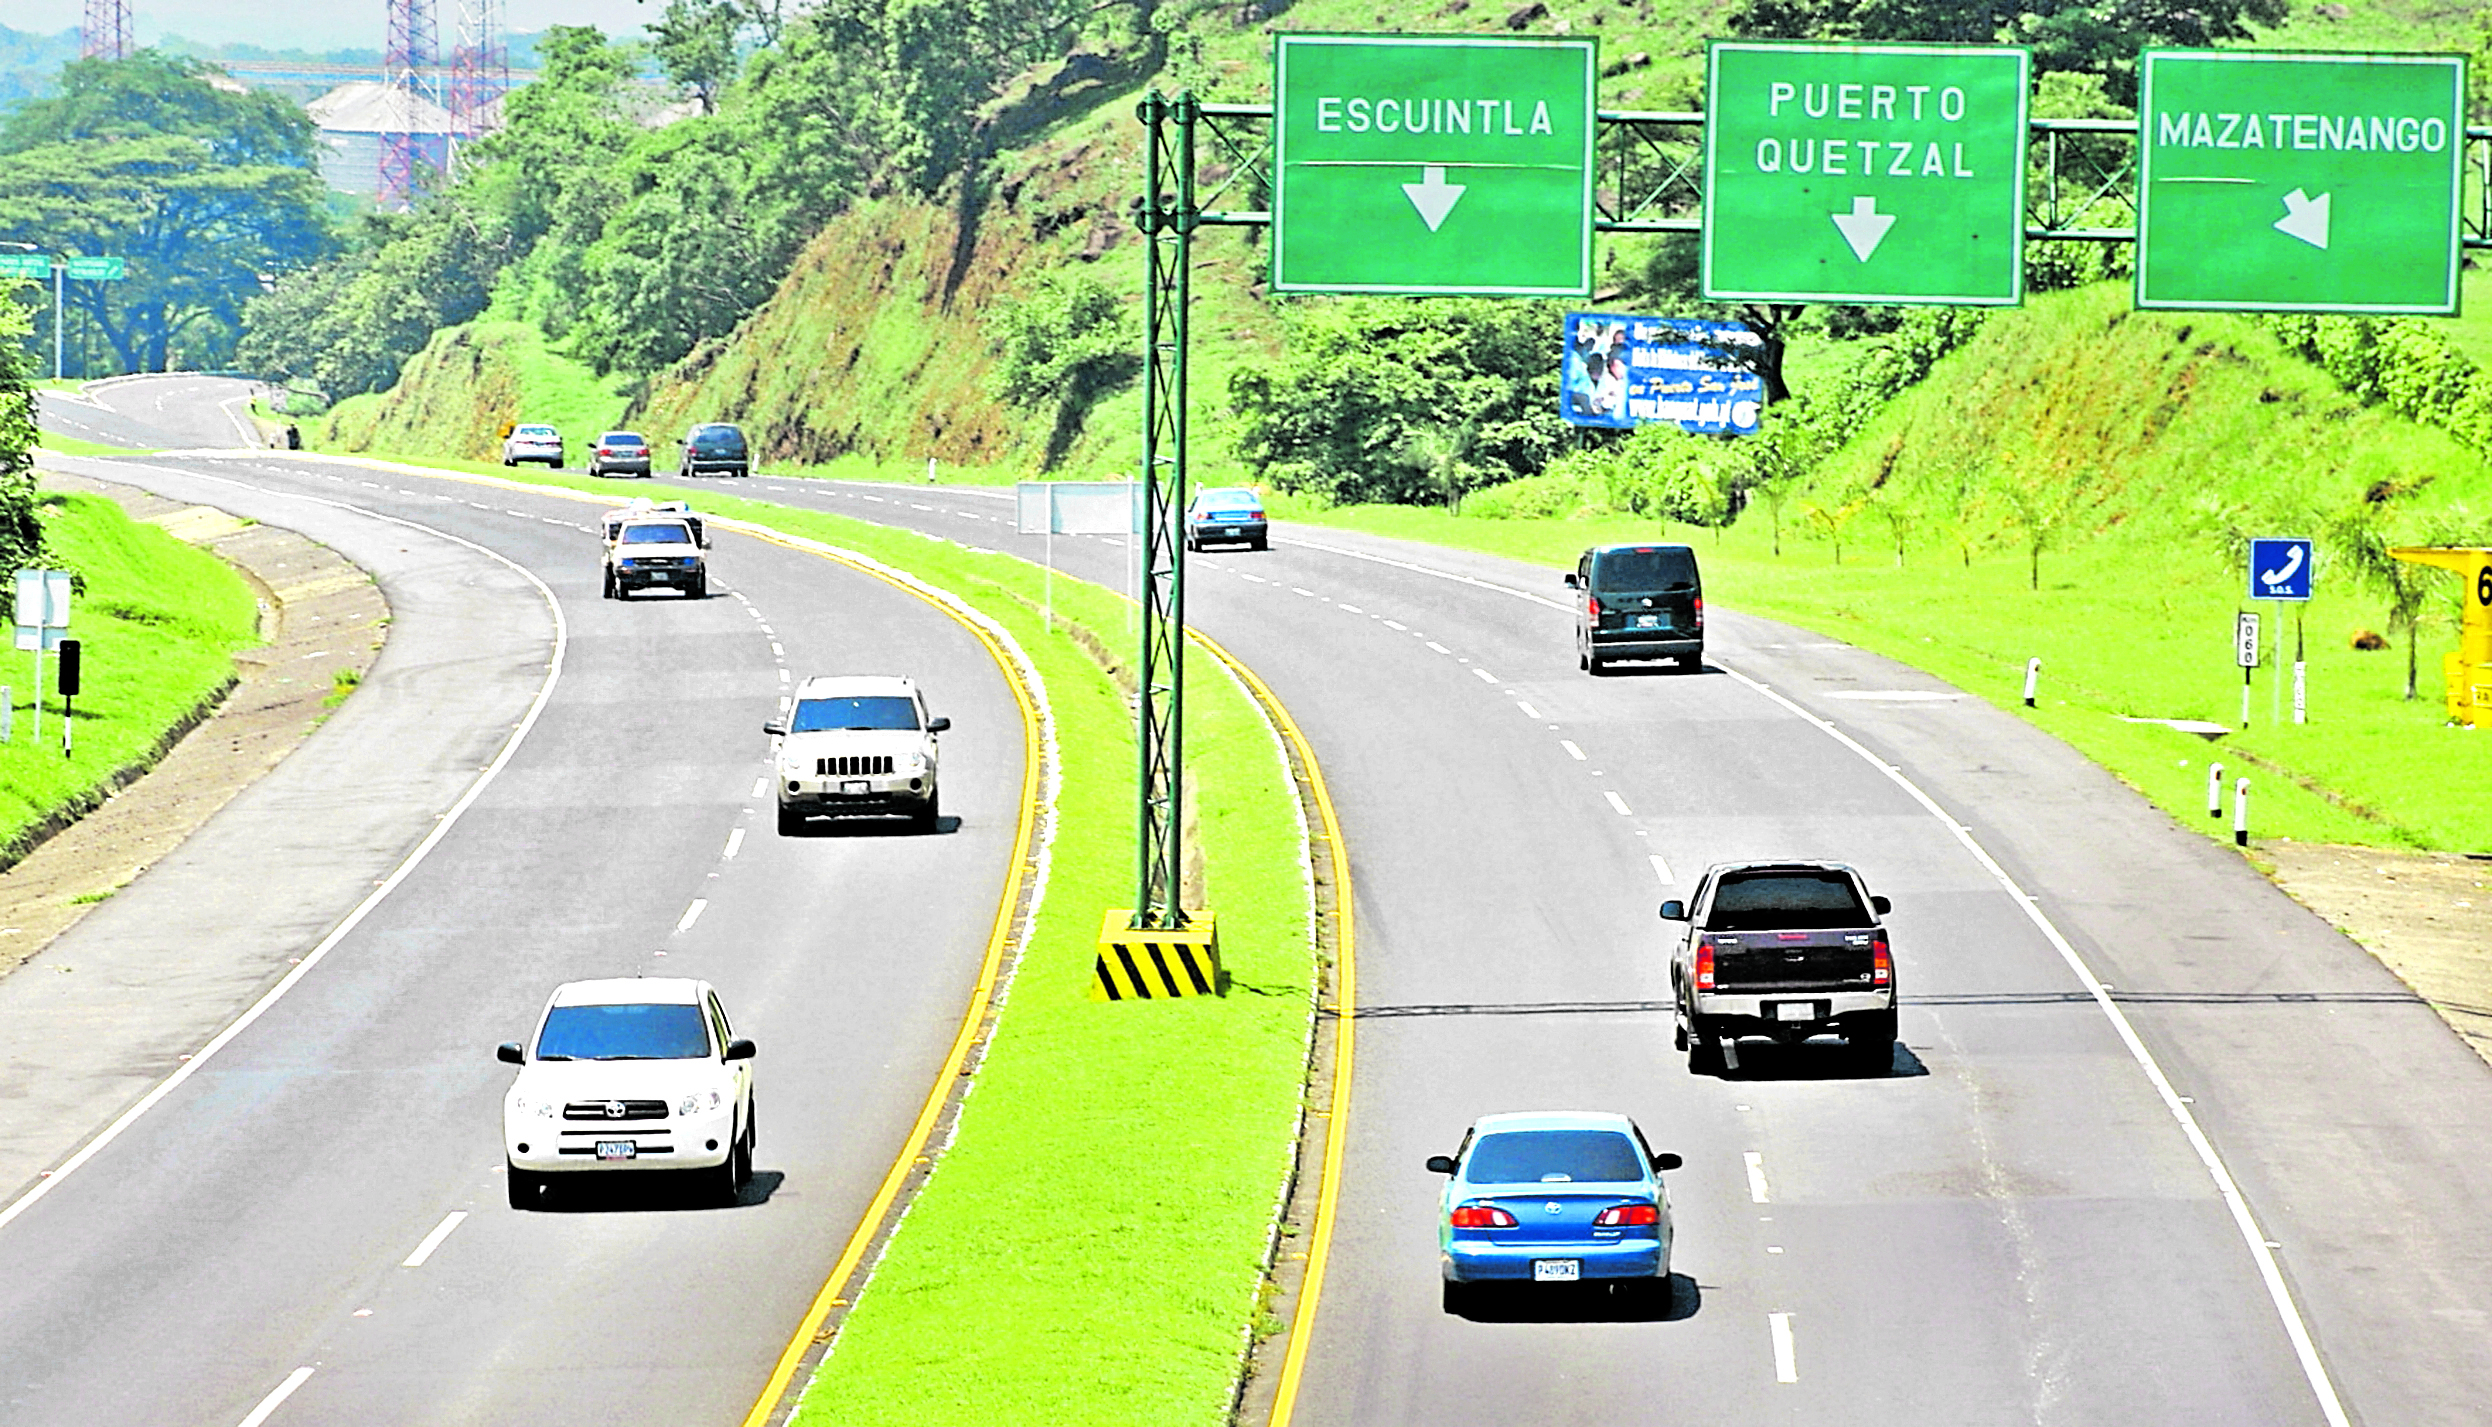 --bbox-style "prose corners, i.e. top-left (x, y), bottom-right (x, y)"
top-left (751, 776), bottom-right (768, 799)
top-left (1770, 1313), bottom-right (1797, 1383)
top-left (0, 465), bottom-right (571, 1239)
top-left (1472, 667), bottom-right (1498, 684)
top-left (235, 1366), bottom-right (314, 1427)
top-left (1560, 740), bottom-right (1586, 761)
top-left (1425, 641), bottom-right (1451, 655)
top-left (401, 1210), bottom-right (468, 1267)
top-left (1515, 701), bottom-right (1542, 720)
top-left (676, 899), bottom-right (708, 933)
top-left (724, 827), bottom-right (746, 860)
top-left (1604, 791), bottom-right (1633, 817)
top-left (1744, 1151), bottom-right (1771, 1203)
top-left (1277, 531), bottom-right (2355, 1427)
top-left (1649, 853), bottom-right (1674, 886)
